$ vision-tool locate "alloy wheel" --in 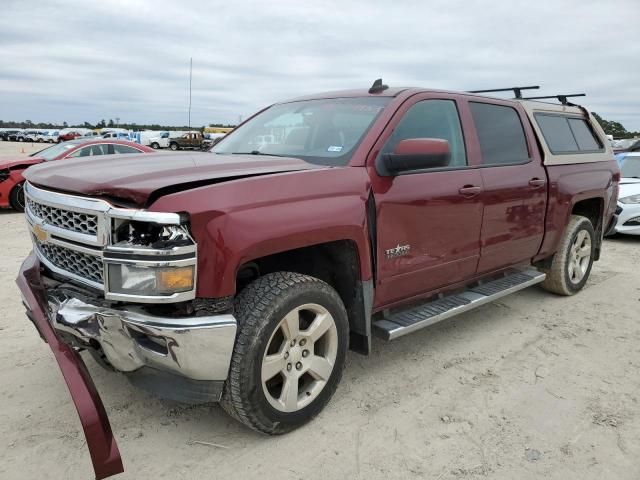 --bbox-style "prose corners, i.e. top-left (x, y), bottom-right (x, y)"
top-left (568, 229), bottom-right (591, 284)
top-left (261, 303), bottom-right (338, 413)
